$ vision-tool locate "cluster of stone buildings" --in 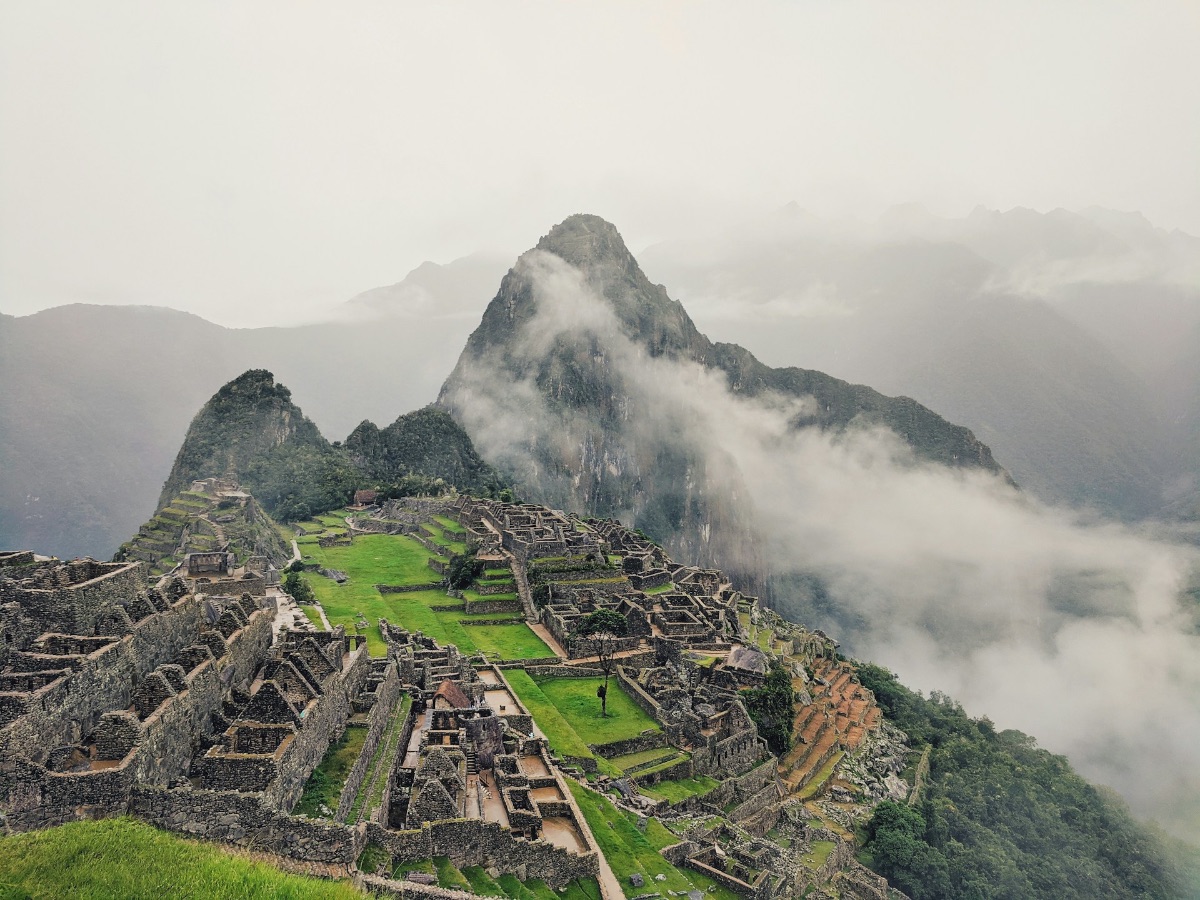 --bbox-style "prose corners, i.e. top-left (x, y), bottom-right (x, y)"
top-left (0, 487), bottom-right (898, 900)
